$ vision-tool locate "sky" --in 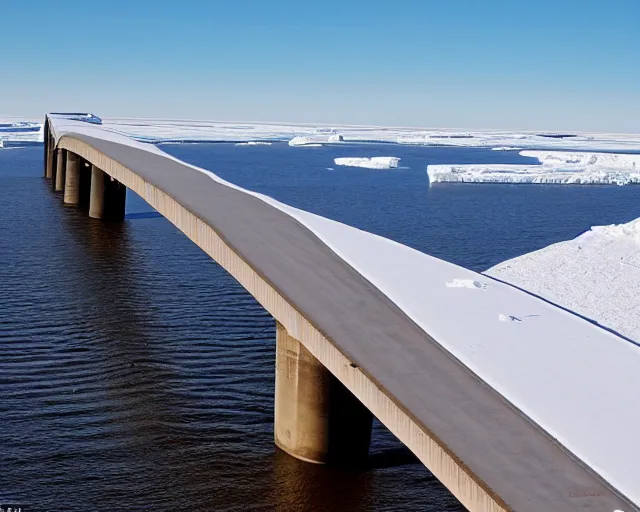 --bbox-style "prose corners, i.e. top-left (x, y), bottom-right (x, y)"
top-left (2, 0), bottom-right (639, 132)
